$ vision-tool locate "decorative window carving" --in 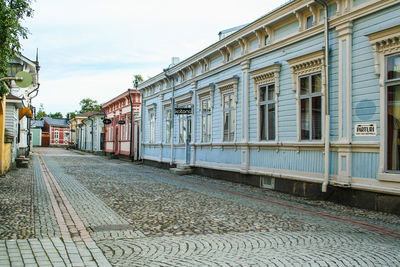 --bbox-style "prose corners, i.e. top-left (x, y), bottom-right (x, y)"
top-left (366, 25), bottom-right (400, 76)
top-left (250, 64), bottom-right (281, 142)
top-left (197, 84), bottom-right (215, 143)
top-left (367, 25), bottom-right (400, 180)
top-left (288, 50), bottom-right (326, 142)
top-left (217, 77), bottom-right (239, 142)
top-left (147, 104), bottom-right (156, 143)
top-left (216, 76), bottom-right (239, 106)
top-left (250, 64), bottom-right (281, 98)
top-left (162, 99), bottom-right (172, 144)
